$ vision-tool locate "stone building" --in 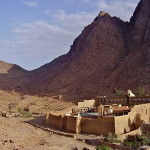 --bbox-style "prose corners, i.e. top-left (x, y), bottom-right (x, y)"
top-left (46, 97), bottom-right (150, 137)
